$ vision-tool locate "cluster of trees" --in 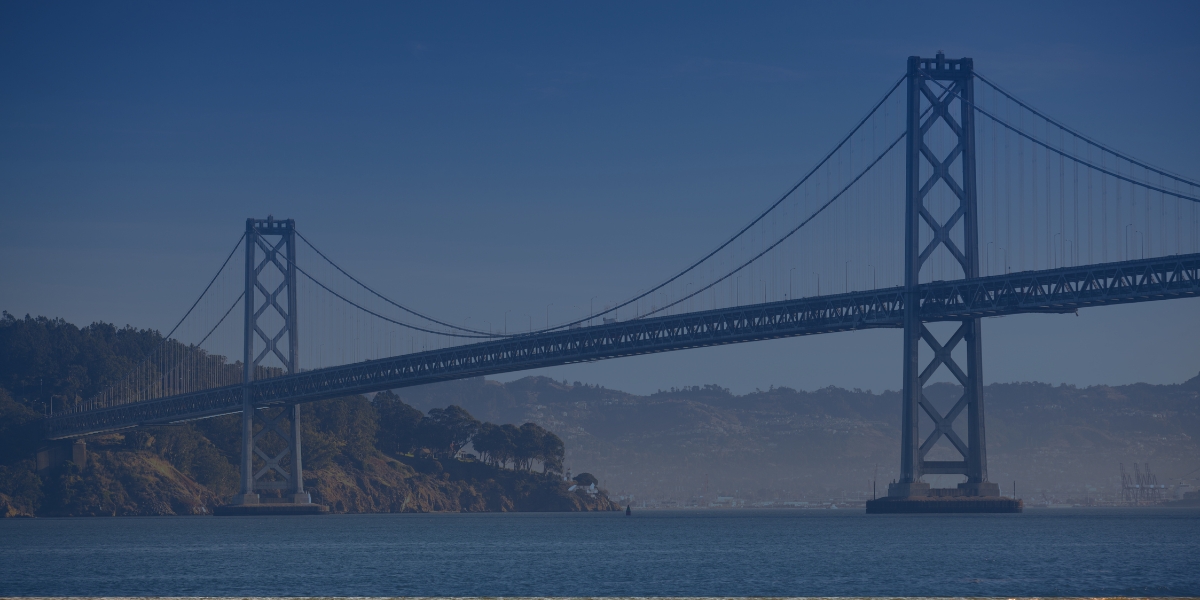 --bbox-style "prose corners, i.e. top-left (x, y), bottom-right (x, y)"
top-left (473, 422), bottom-right (563, 473)
top-left (0, 313), bottom-right (164, 414)
top-left (373, 391), bottom-right (564, 474)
